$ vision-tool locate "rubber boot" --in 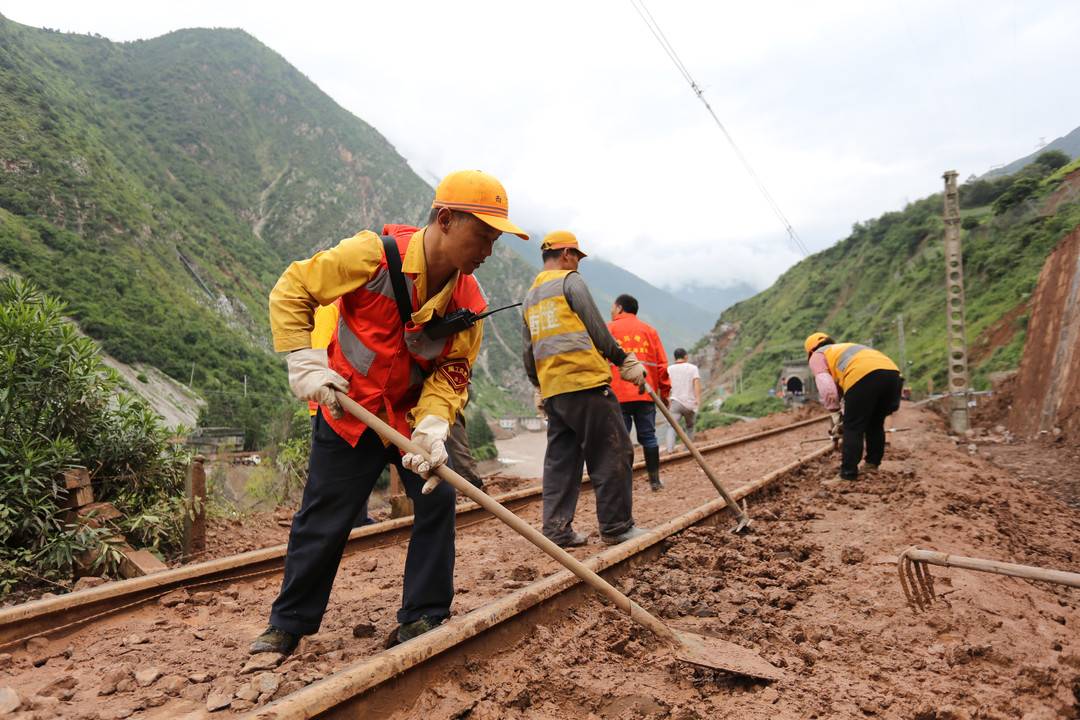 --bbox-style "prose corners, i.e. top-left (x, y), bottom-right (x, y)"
top-left (645, 446), bottom-right (663, 491)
